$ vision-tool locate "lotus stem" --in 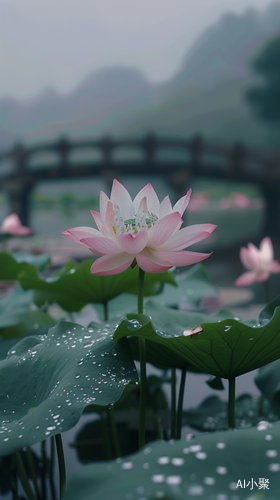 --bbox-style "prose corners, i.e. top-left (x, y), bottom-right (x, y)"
top-left (258, 393), bottom-right (264, 416)
top-left (171, 368), bottom-right (177, 439)
top-left (41, 440), bottom-right (47, 500)
top-left (11, 455), bottom-right (19, 500)
top-left (25, 447), bottom-right (41, 499)
top-left (228, 377), bottom-right (236, 428)
top-left (108, 405), bottom-right (122, 458)
top-left (138, 267), bottom-right (147, 449)
top-left (55, 434), bottom-right (66, 498)
top-left (264, 279), bottom-right (271, 304)
top-left (101, 412), bottom-right (113, 460)
top-left (49, 437), bottom-right (57, 500)
top-left (103, 301), bottom-right (108, 321)
top-left (15, 452), bottom-right (37, 500)
top-left (176, 367), bottom-right (187, 440)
